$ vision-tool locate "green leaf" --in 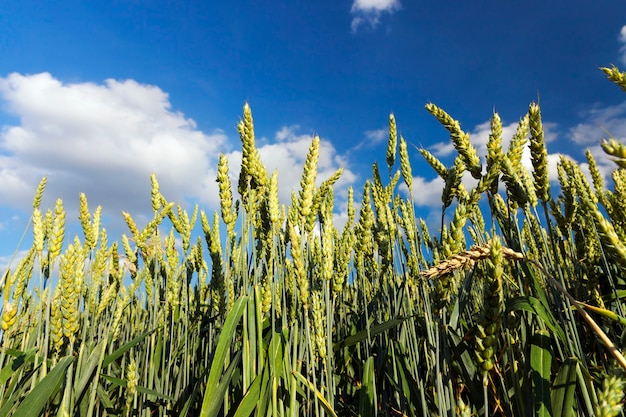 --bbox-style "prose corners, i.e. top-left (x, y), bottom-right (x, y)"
top-left (506, 296), bottom-right (567, 344)
top-left (0, 347), bottom-right (38, 385)
top-left (293, 371), bottom-right (338, 417)
top-left (359, 356), bottom-right (376, 417)
top-left (551, 358), bottom-right (578, 417)
top-left (334, 317), bottom-right (409, 352)
top-left (12, 355), bottom-right (74, 417)
top-left (199, 295), bottom-right (248, 417)
top-left (102, 328), bottom-right (156, 367)
top-left (530, 330), bottom-right (553, 417)
top-left (99, 374), bottom-right (175, 401)
top-left (232, 364), bottom-right (267, 417)
top-left (73, 338), bottom-right (107, 401)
